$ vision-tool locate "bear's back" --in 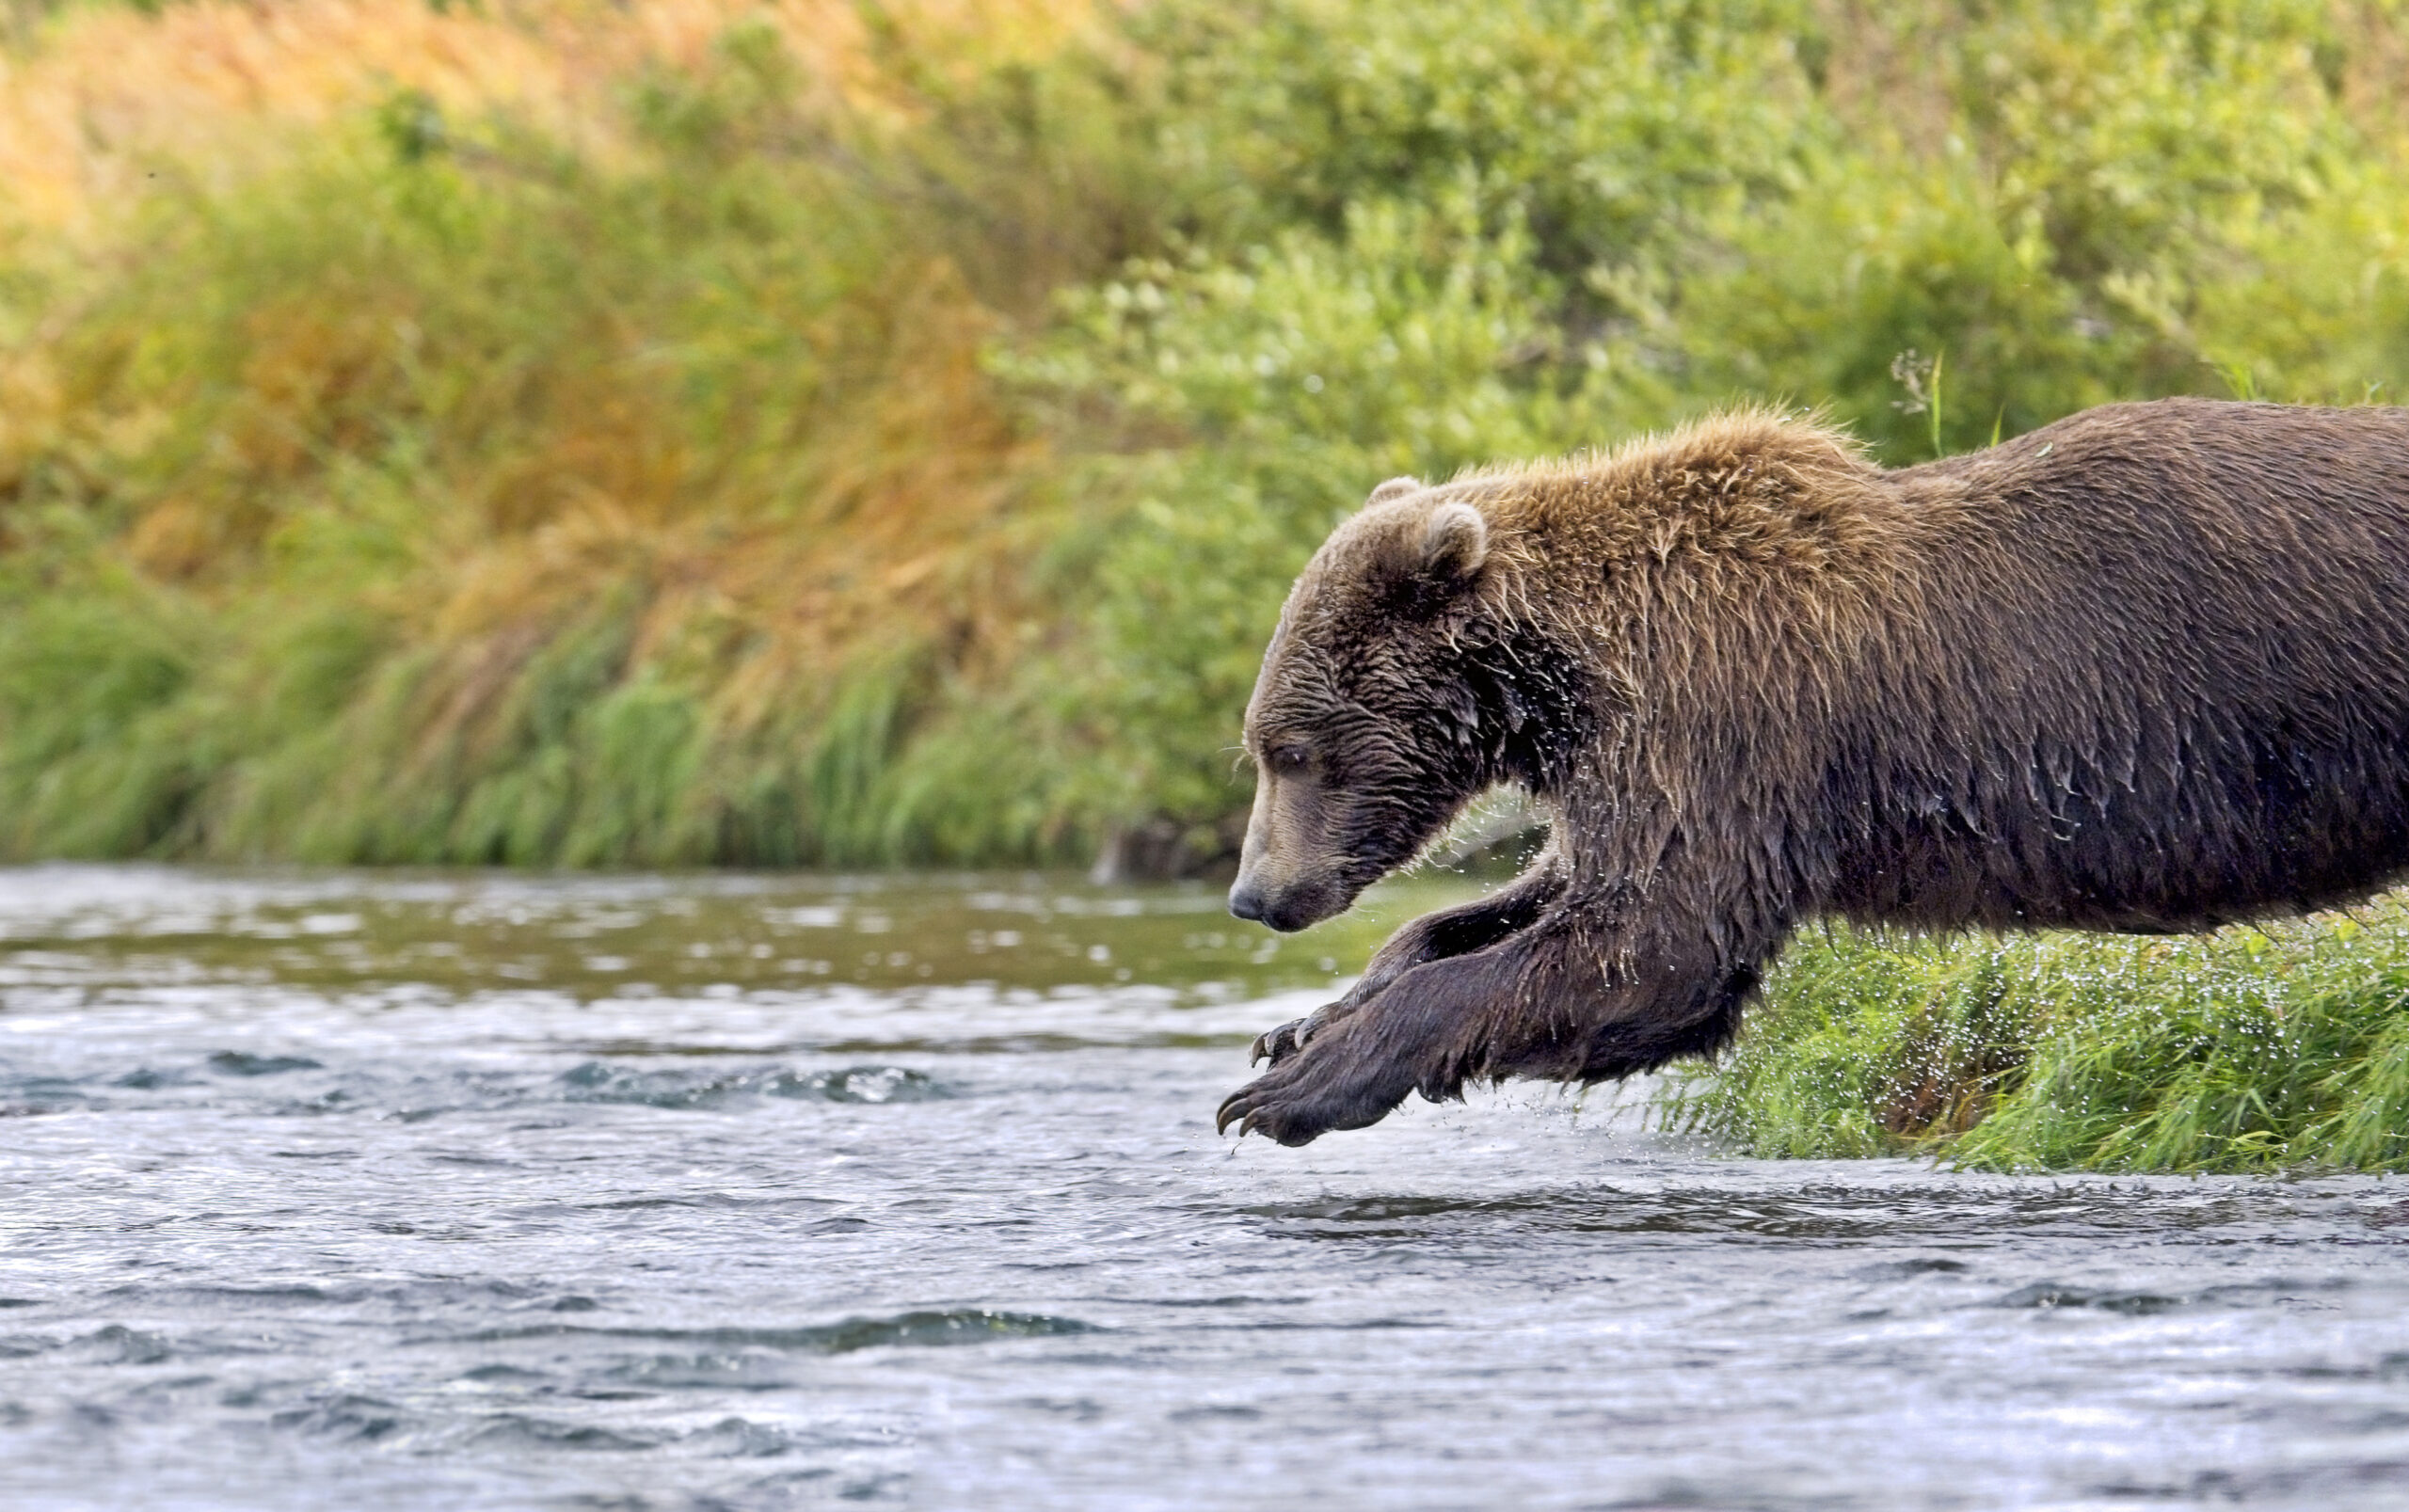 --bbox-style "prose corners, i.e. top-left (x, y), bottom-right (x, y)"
top-left (1835, 399), bottom-right (2409, 931)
